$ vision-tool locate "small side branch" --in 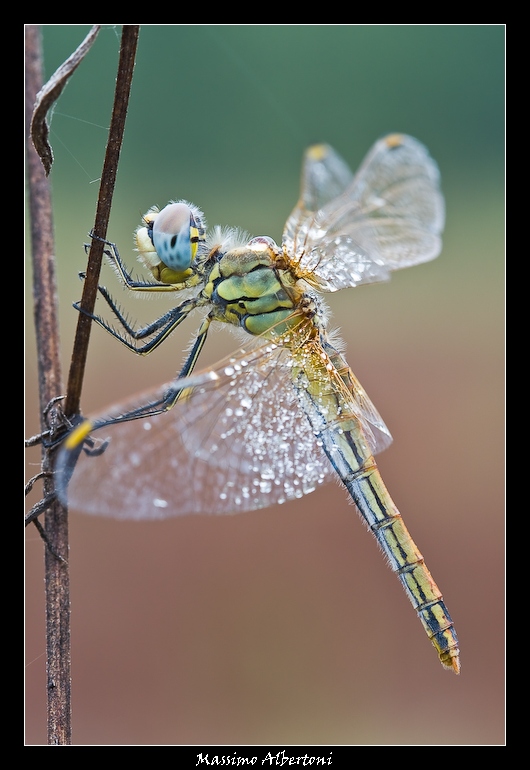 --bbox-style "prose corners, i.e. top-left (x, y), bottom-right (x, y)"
top-left (30, 25), bottom-right (101, 176)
